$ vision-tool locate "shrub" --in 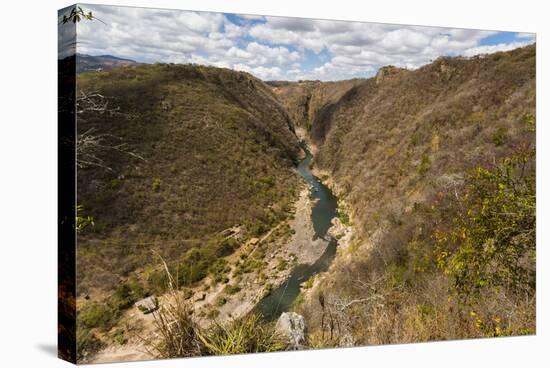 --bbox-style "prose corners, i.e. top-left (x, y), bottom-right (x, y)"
top-left (292, 293), bottom-right (305, 308)
top-left (151, 178), bottom-right (162, 192)
top-left (302, 276), bottom-right (315, 289)
top-left (76, 329), bottom-right (104, 361)
top-left (144, 255), bottom-right (287, 358)
top-left (523, 112), bottom-right (535, 132)
top-left (208, 258), bottom-right (230, 282)
top-left (223, 284), bottom-right (241, 295)
top-left (198, 314), bottom-right (286, 355)
top-left (111, 328), bottom-right (128, 345)
top-left (258, 175), bottom-right (275, 187)
top-left (114, 279), bottom-right (147, 309)
top-left (436, 151), bottom-right (535, 295)
top-left (465, 111), bottom-right (487, 125)
top-left (492, 126), bottom-right (509, 146)
top-left (206, 308), bottom-right (220, 319)
top-left (147, 237), bottom-right (240, 290)
top-left (176, 261), bottom-right (208, 287)
top-left (76, 205), bottom-right (94, 234)
top-left (249, 223), bottom-right (269, 237)
top-left (337, 209), bottom-right (350, 225)
top-left (215, 296), bottom-right (227, 307)
top-left (109, 178), bottom-right (123, 189)
top-left (78, 302), bottom-right (119, 330)
top-left (147, 293), bottom-right (202, 358)
top-left (235, 257), bottom-right (264, 275)
top-left (418, 155), bottom-right (431, 175)
top-left (147, 269), bottom-right (169, 294)
top-left (276, 258), bottom-right (288, 271)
